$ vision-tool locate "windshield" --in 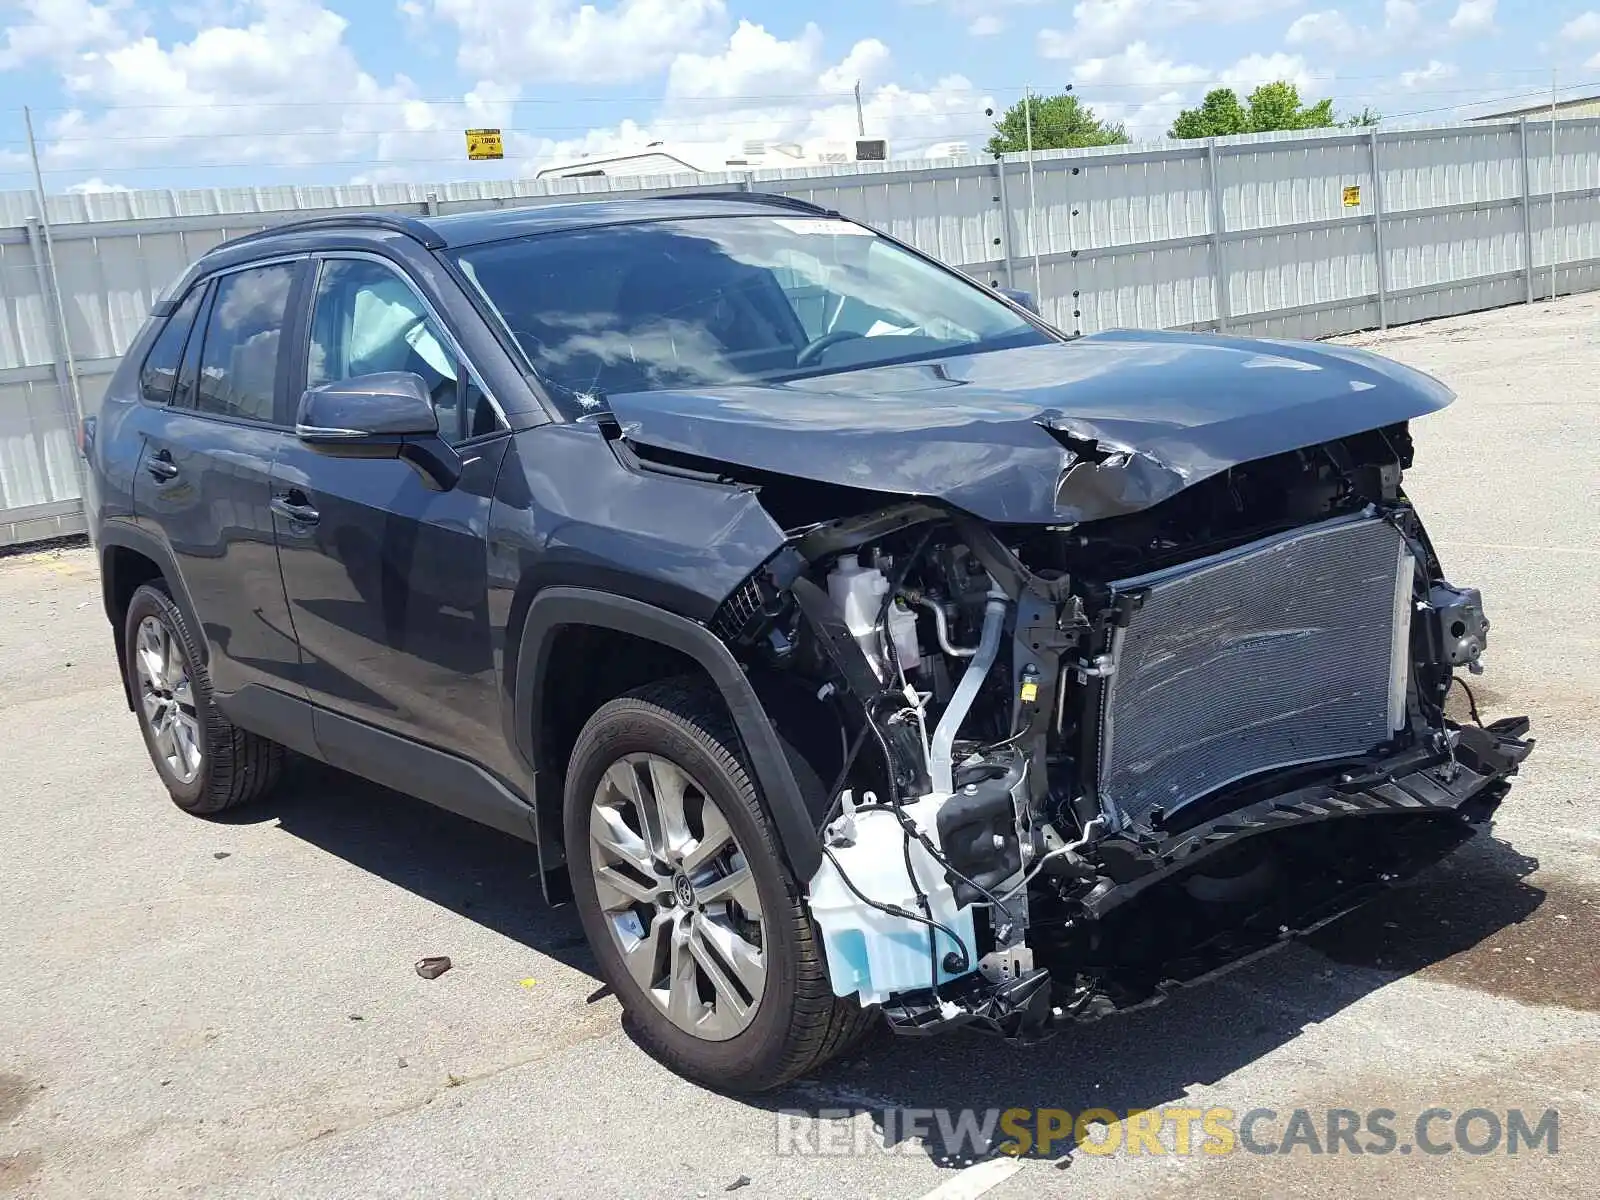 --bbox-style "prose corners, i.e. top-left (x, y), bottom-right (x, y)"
top-left (450, 215), bottom-right (1052, 413)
